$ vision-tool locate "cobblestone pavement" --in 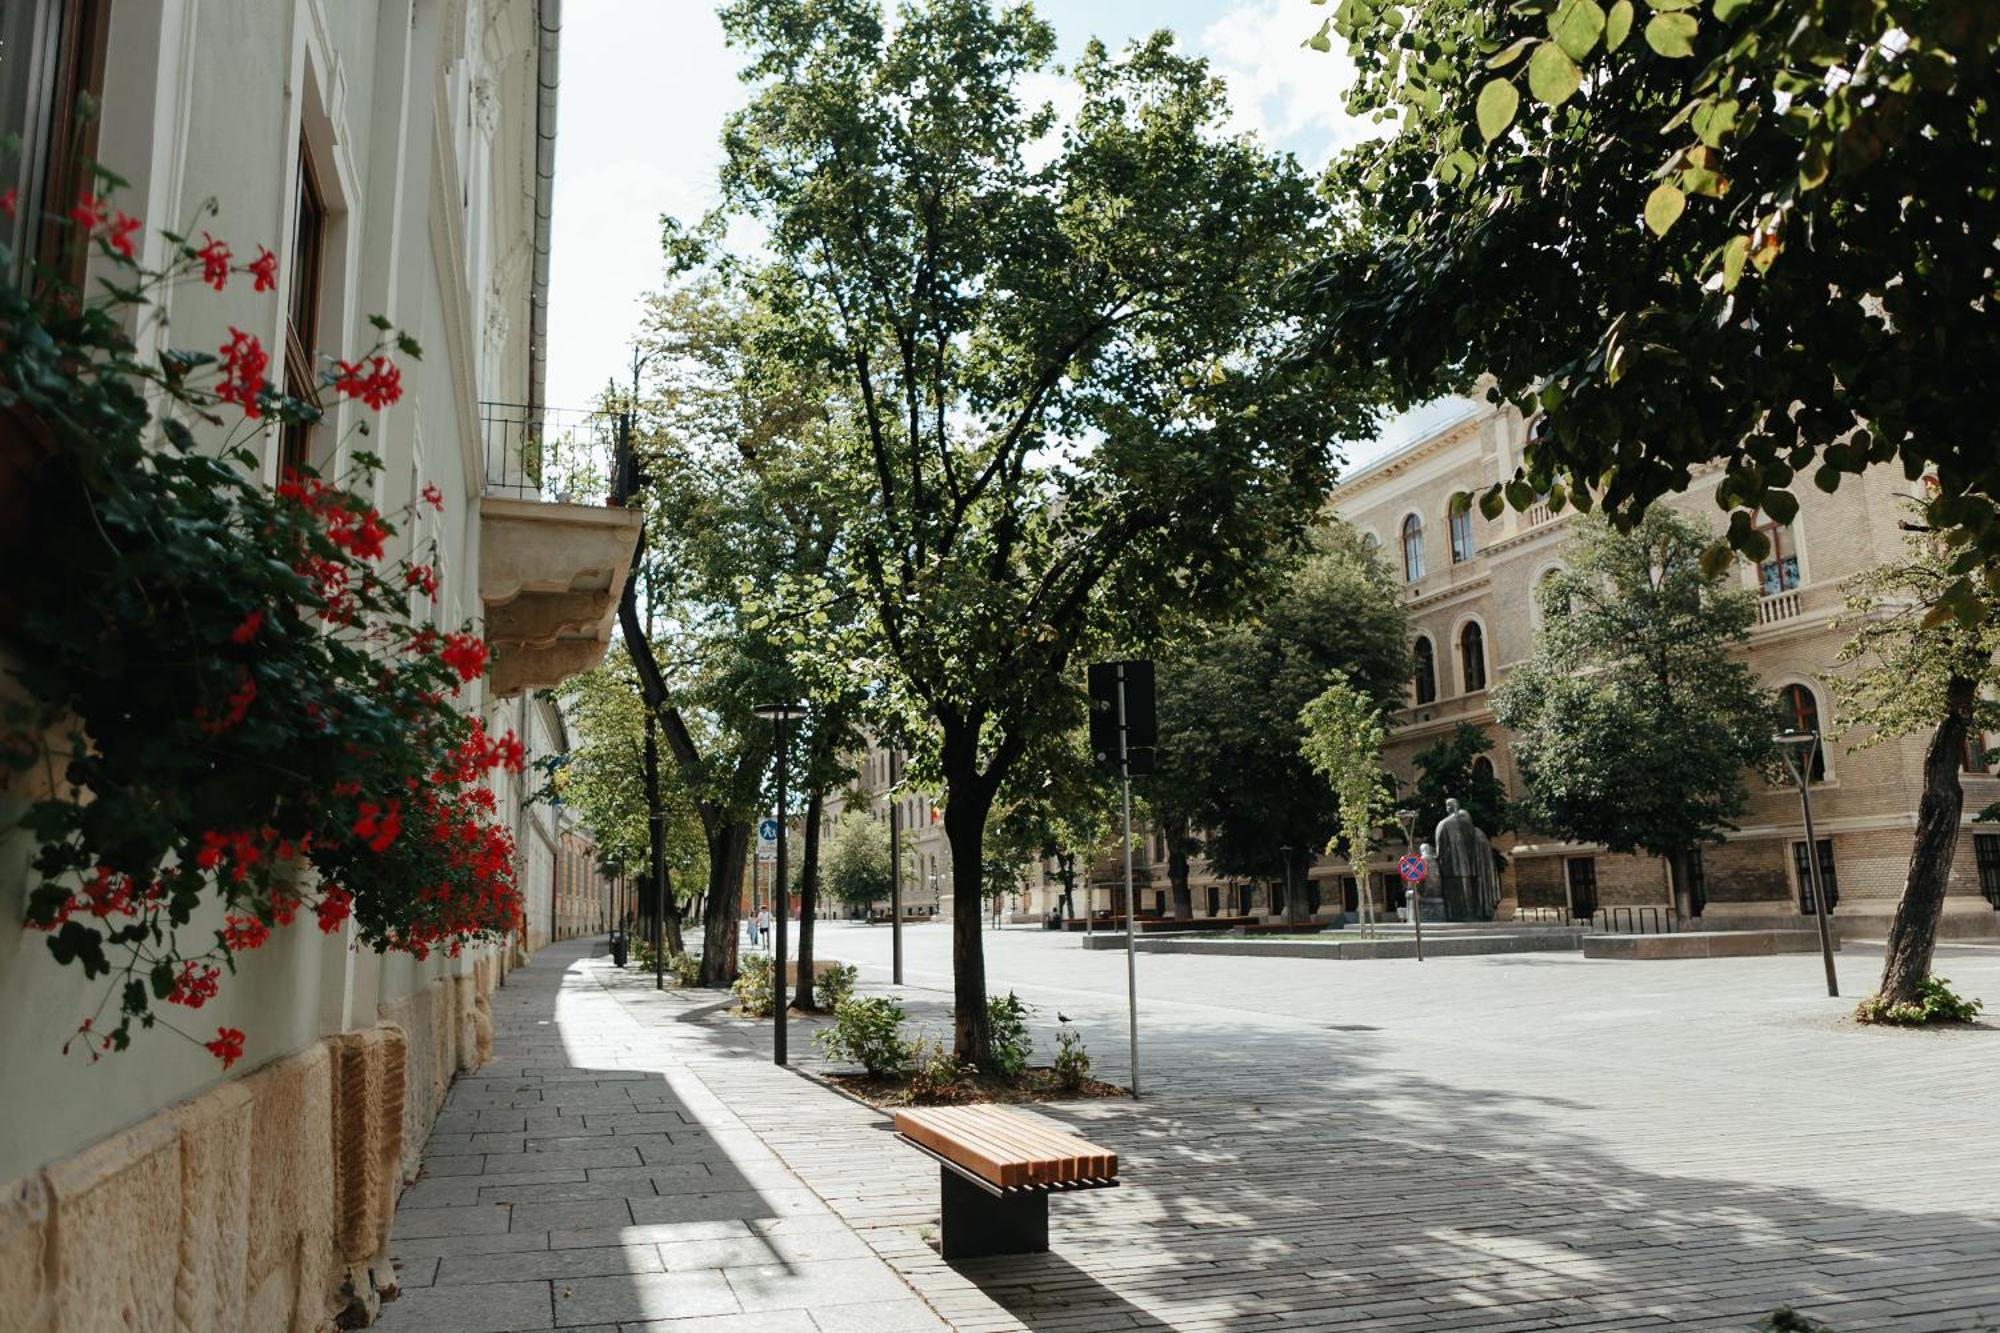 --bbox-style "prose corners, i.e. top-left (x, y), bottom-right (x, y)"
top-left (373, 936), bottom-right (949, 1333)
top-left (383, 925), bottom-right (2000, 1332)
